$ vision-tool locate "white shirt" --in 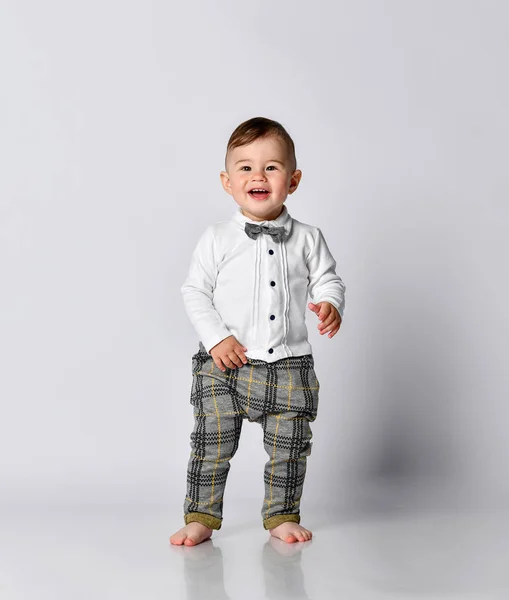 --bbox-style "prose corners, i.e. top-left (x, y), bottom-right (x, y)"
top-left (181, 205), bottom-right (346, 362)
